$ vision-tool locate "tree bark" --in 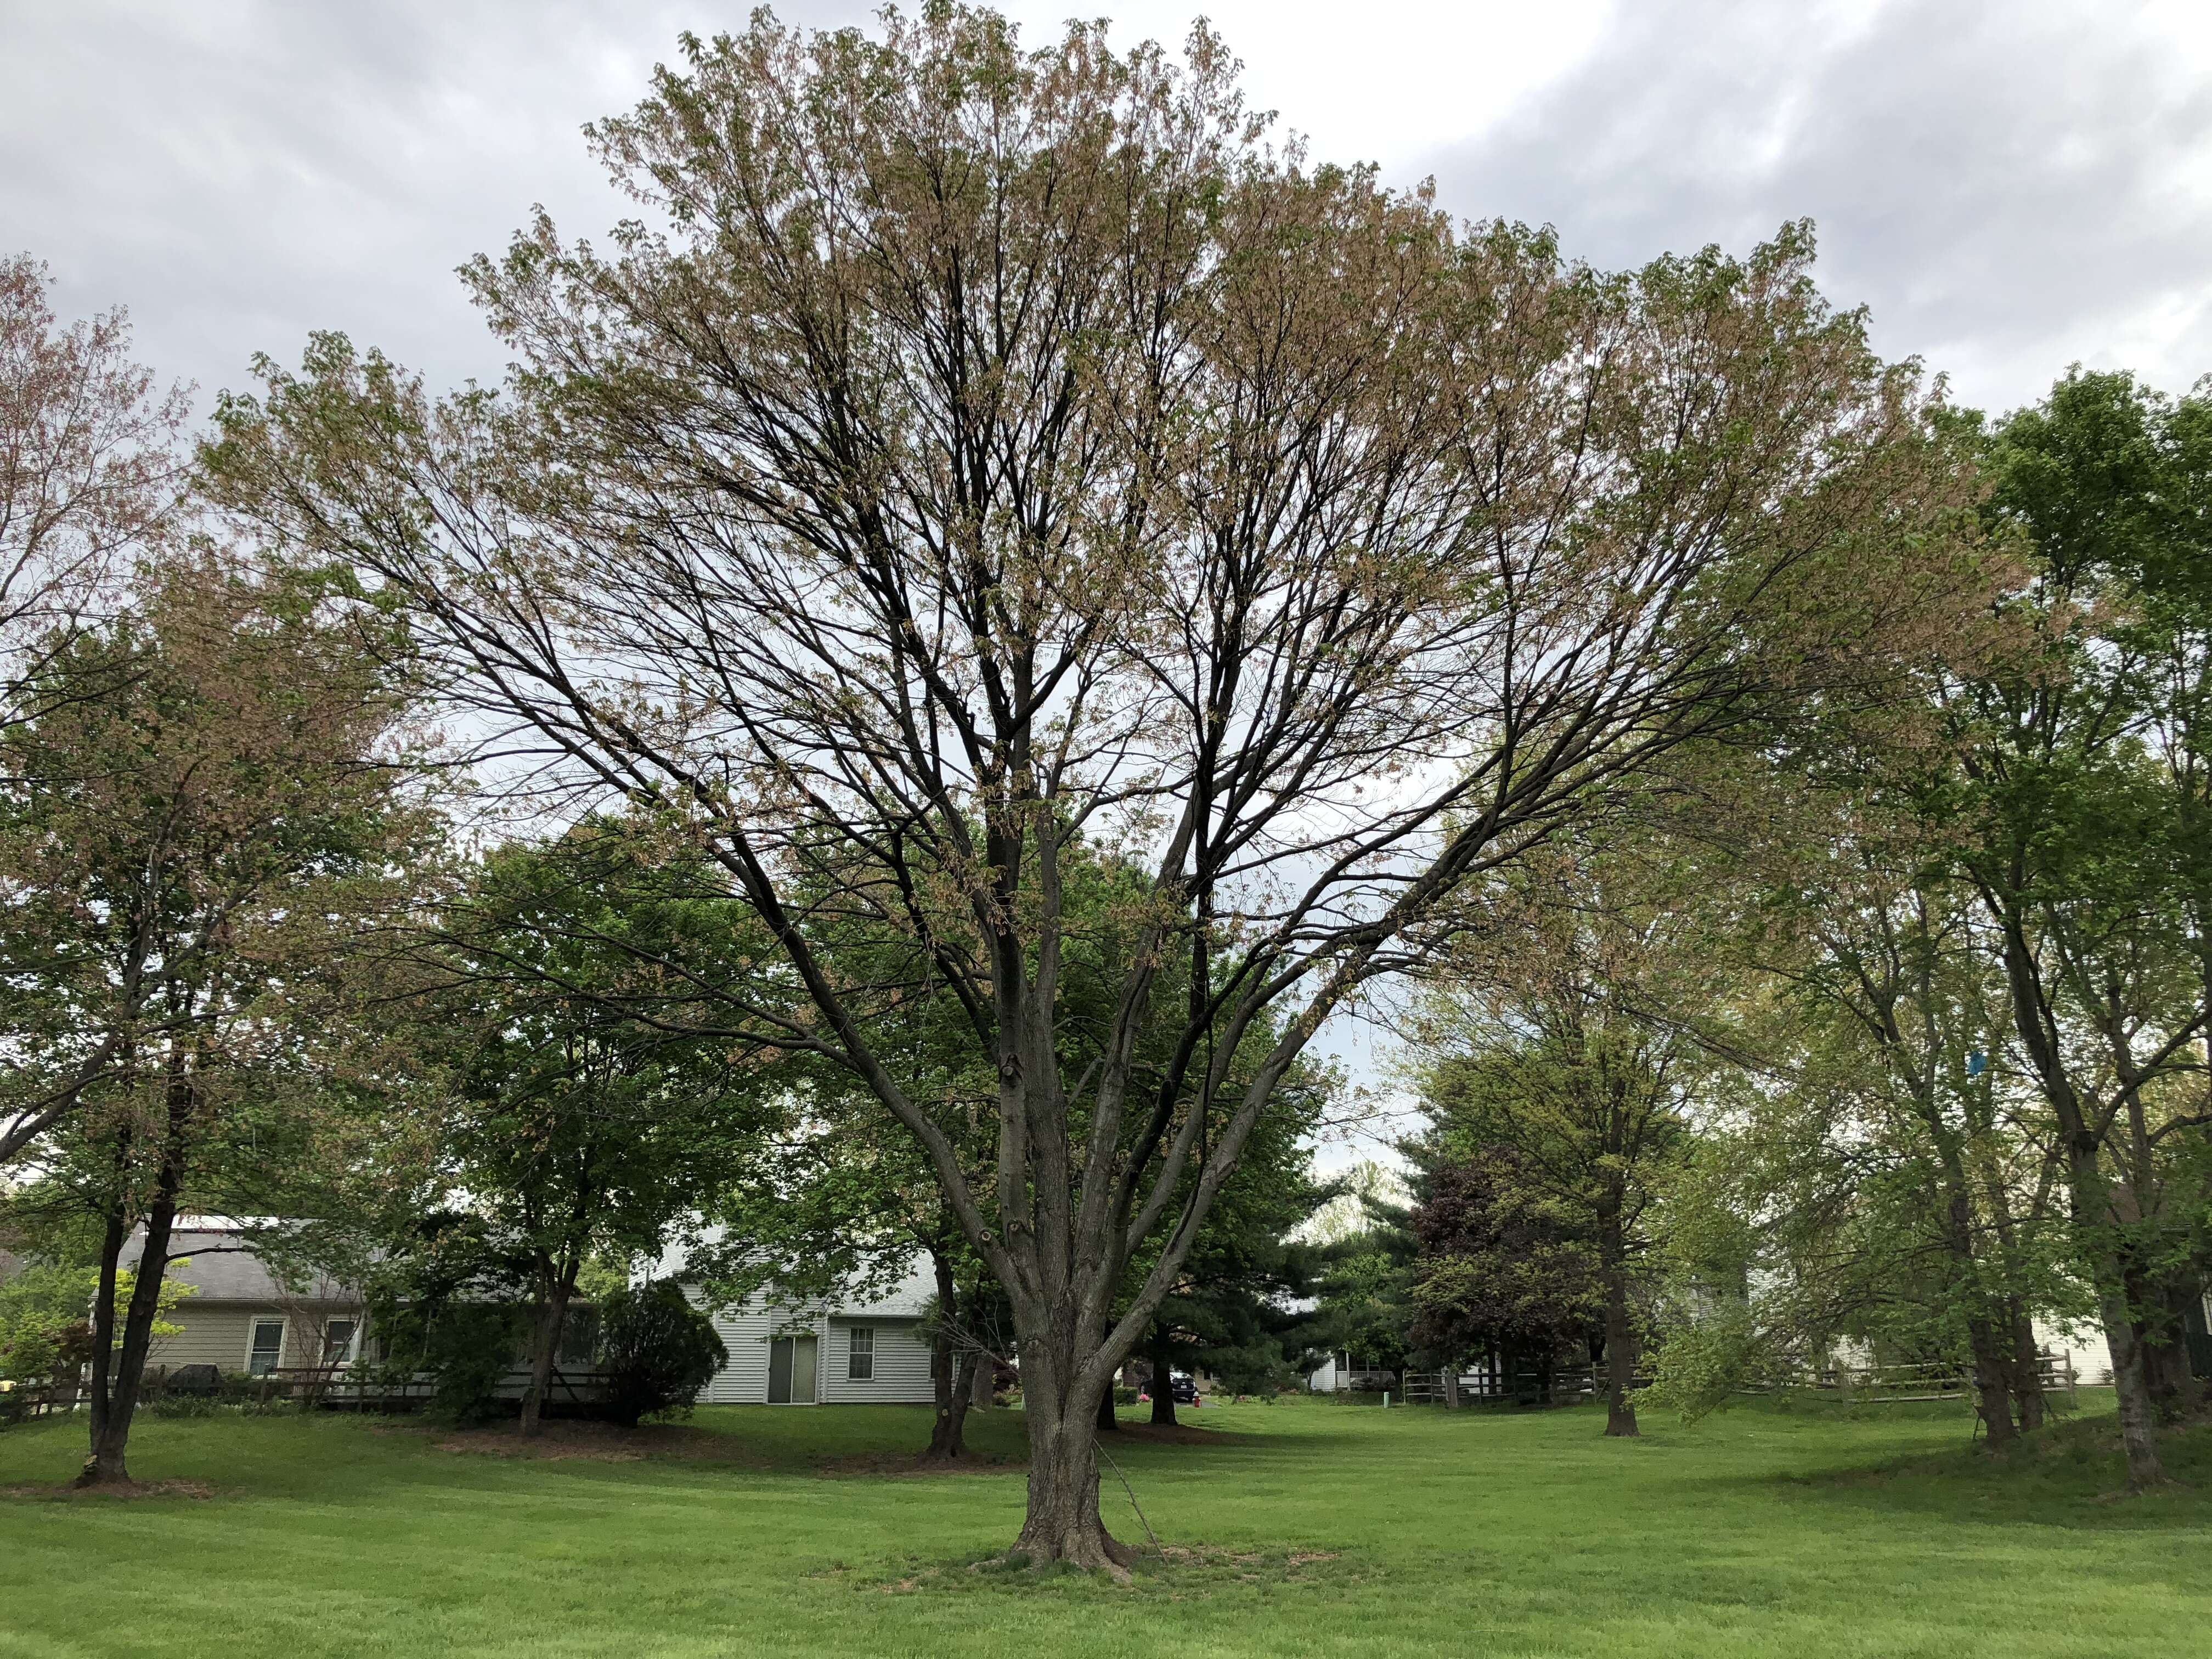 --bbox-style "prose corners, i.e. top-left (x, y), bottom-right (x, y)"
top-left (518, 1260), bottom-right (573, 1440)
top-left (1148, 1323), bottom-right (1178, 1427)
top-left (1993, 914), bottom-right (2164, 1486)
top-left (78, 1066), bottom-right (193, 1488)
top-left (2008, 1305), bottom-right (2046, 1432)
top-left (1013, 1348), bottom-right (1136, 1575)
top-left (924, 1247), bottom-right (979, 1459)
top-left (2068, 1136), bottom-right (2164, 1485)
top-left (1966, 1313), bottom-right (2018, 1446)
top-left (83, 1206), bottom-right (126, 1457)
top-left (1599, 1209), bottom-right (1638, 1437)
